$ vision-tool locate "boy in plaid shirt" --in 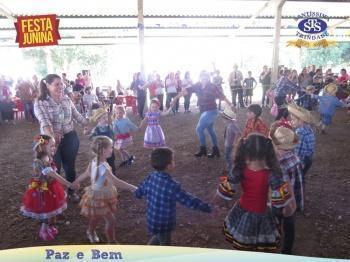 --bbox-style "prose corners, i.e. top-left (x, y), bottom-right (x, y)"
top-left (288, 104), bottom-right (316, 184)
top-left (135, 147), bottom-right (212, 246)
